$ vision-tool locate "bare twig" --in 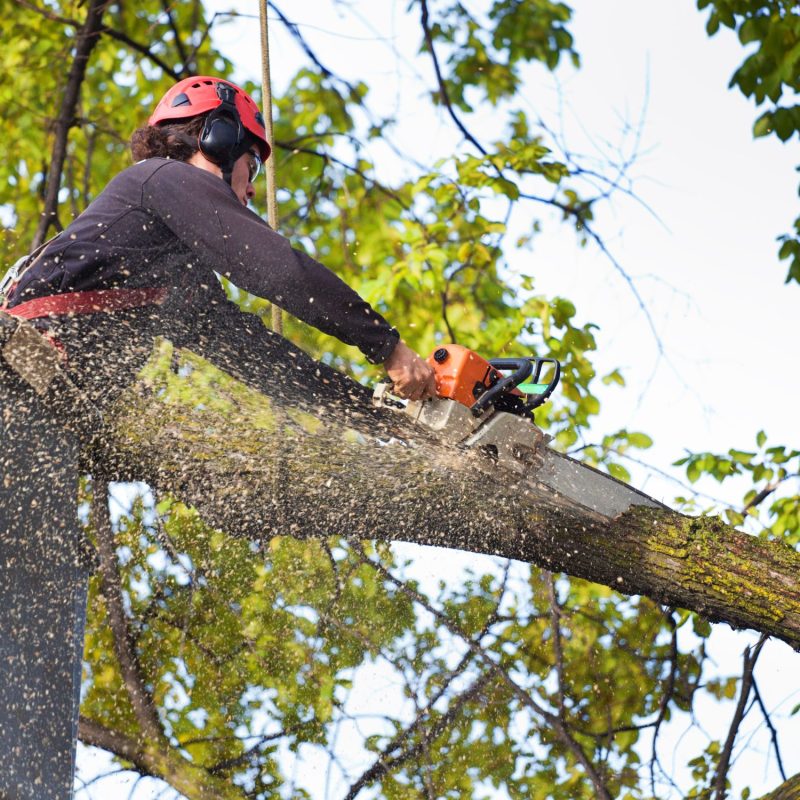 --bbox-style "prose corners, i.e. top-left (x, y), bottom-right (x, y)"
top-left (416, 0), bottom-right (666, 361)
top-left (650, 612), bottom-right (679, 796)
top-left (101, 25), bottom-right (182, 80)
top-left (159, 0), bottom-right (189, 69)
top-left (751, 677), bottom-right (787, 782)
top-left (207, 727), bottom-right (298, 775)
top-left (418, 0), bottom-right (486, 156)
top-left (342, 670), bottom-right (494, 799)
top-left (743, 483), bottom-right (779, 513)
top-left (14, 0), bottom-right (75, 25)
top-left (350, 543), bottom-right (613, 800)
top-left (275, 139), bottom-right (409, 210)
top-left (545, 572), bottom-right (567, 717)
top-left (713, 635), bottom-right (767, 800)
top-left (268, 1), bottom-right (335, 81)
